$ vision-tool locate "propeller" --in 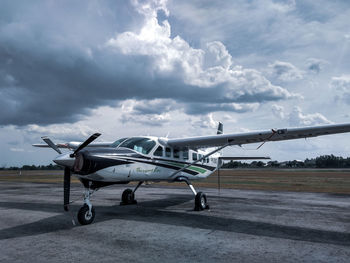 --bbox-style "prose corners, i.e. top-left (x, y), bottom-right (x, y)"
top-left (64, 167), bottom-right (71, 211)
top-left (70, 133), bottom-right (101, 158)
